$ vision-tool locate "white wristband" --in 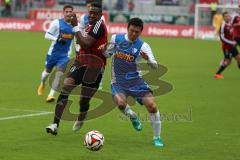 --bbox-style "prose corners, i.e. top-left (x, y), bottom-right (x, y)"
top-left (73, 26), bottom-right (80, 32)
